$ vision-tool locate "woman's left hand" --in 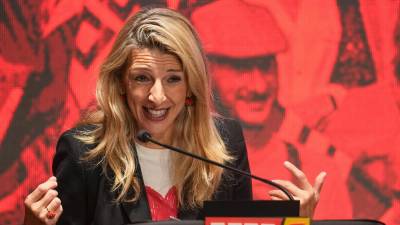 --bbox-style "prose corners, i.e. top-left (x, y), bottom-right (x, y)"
top-left (268, 161), bottom-right (327, 218)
